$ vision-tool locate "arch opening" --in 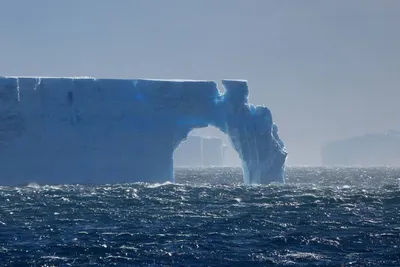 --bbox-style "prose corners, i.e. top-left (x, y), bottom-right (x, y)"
top-left (173, 125), bottom-right (242, 183)
top-left (173, 126), bottom-right (241, 168)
